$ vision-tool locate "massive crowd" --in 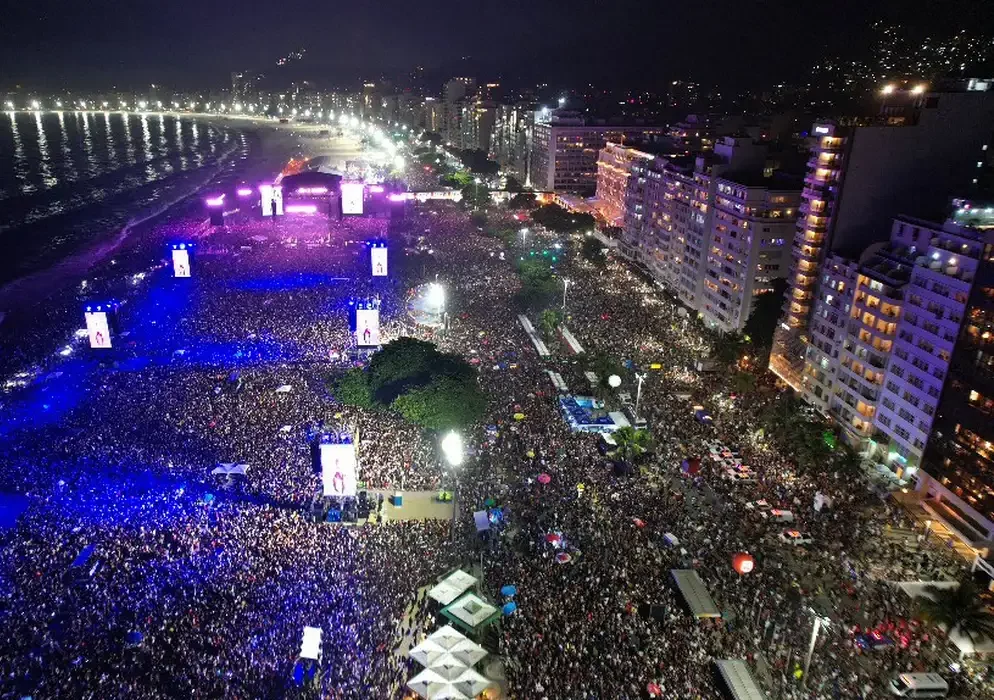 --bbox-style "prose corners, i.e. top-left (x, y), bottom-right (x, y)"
top-left (0, 175), bottom-right (992, 700)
